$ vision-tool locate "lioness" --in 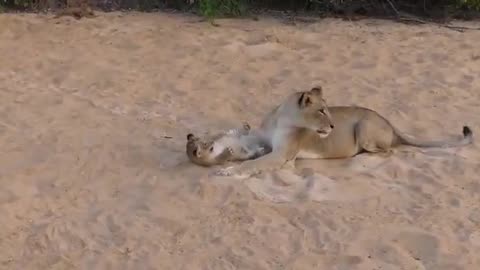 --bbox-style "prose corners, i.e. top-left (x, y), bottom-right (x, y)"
top-left (215, 86), bottom-right (473, 178)
top-left (186, 122), bottom-right (270, 167)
